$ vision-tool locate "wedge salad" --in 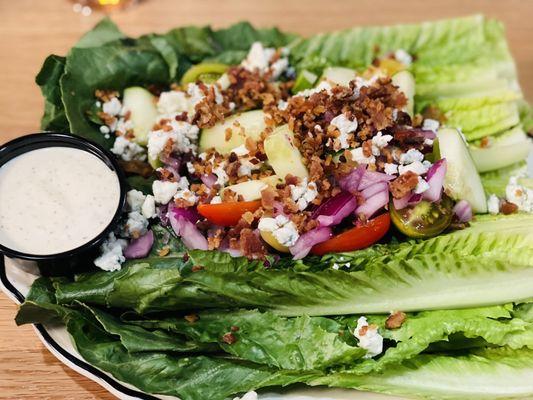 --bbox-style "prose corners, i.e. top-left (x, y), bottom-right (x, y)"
top-left (16, 16), bottom-right (533, 400)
